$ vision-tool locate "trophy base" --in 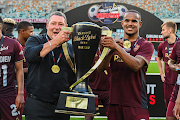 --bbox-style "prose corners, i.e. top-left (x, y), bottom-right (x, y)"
top-left (55, 91), bottom-right (97, 115)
